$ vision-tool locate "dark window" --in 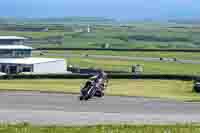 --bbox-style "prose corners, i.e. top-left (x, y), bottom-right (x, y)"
top-left (0, 50), bottom-right (13, 57)
top-left (23, 67), bottom-right (31, 72)
top-left (0, 49), bottom-right (31, 58)
top-left (9, 66), bottom-right (17, 74)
